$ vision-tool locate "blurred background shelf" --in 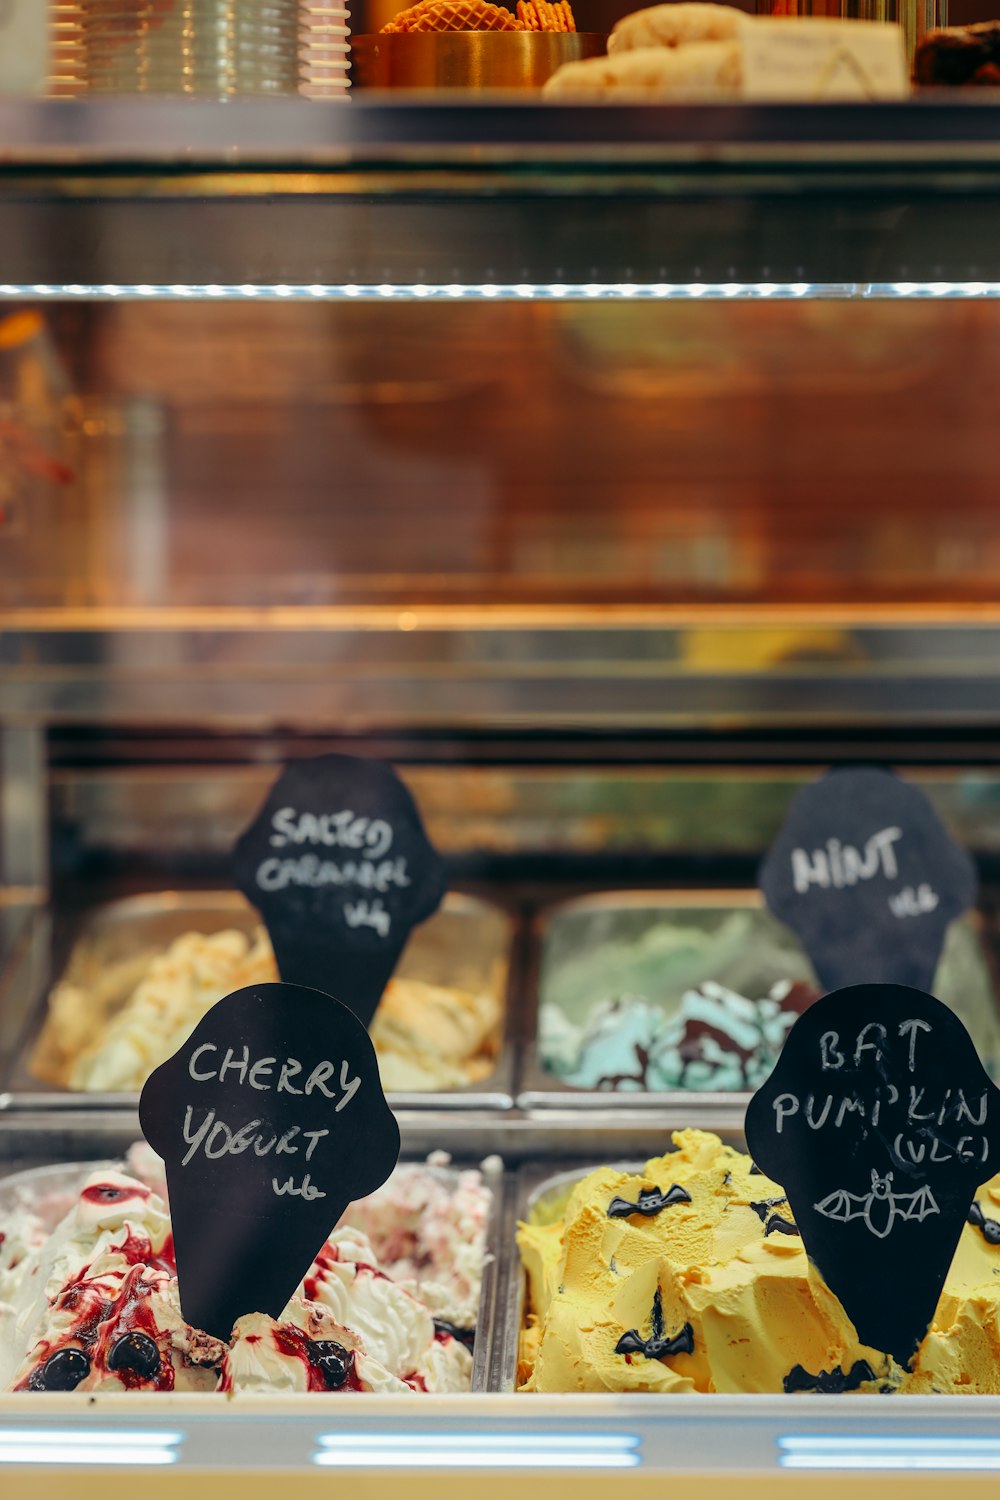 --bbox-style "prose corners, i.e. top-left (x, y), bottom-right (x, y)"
top-left (0, 100), bottom-right (1000, 286)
